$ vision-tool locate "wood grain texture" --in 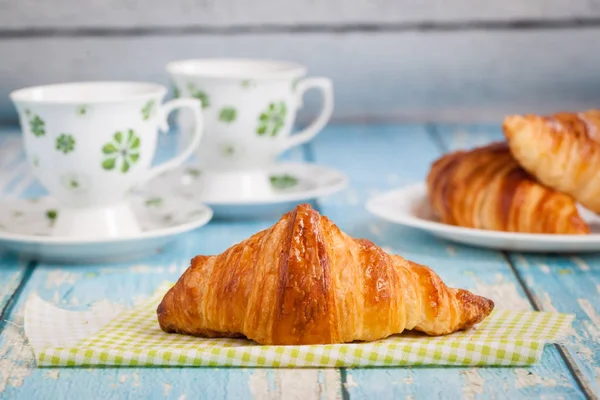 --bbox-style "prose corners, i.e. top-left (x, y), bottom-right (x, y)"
top-left (2, 0), bottom-right (600, 29)
top-left (0, 133), bottom-right (30, 320)
top-left (309, 124), bottom-right (584, 399)
top-left (1, 29), bottom-right (600, 124)
top-left (435, 124), bottom-right (600, 398)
